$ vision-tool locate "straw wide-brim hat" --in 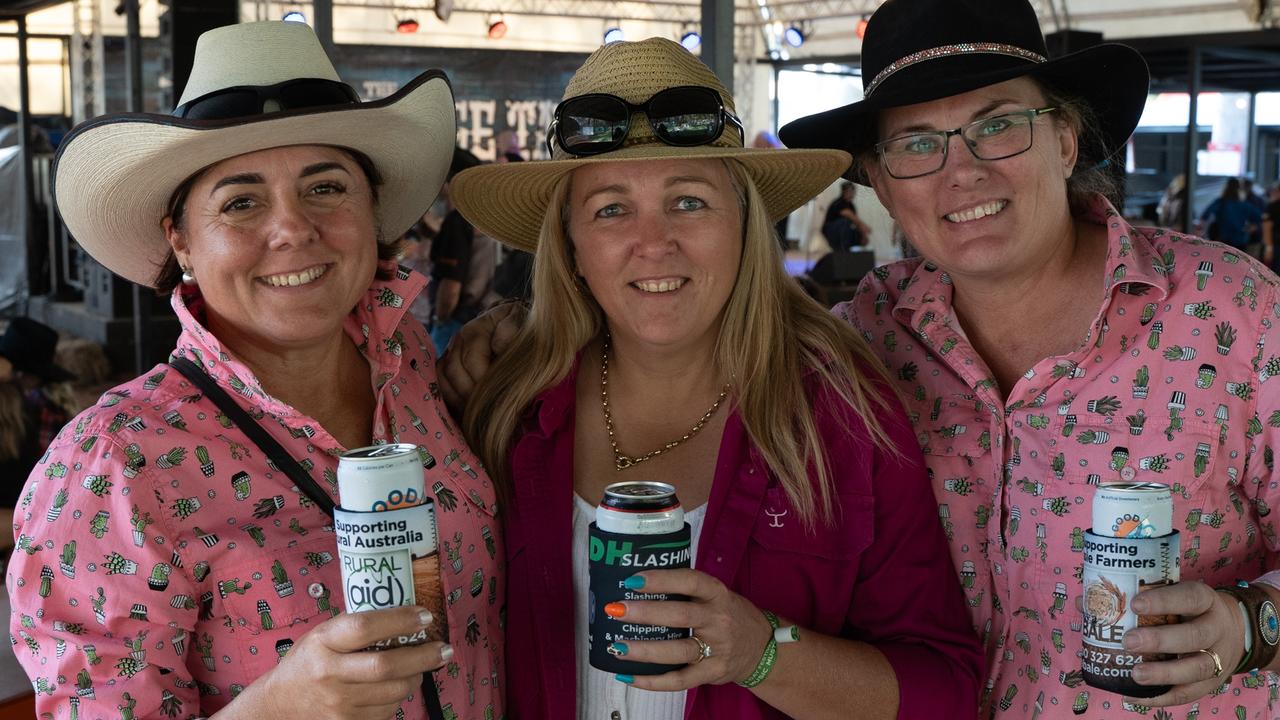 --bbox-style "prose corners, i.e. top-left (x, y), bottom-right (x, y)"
top-left (53, 21), bottom-right (456, 287)
top-left (451, 37), bottom-right (851, 252)
top-left (778, 0), bottom-right (1149, 183)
